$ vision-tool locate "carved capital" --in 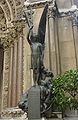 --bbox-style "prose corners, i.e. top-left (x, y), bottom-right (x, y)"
top-left (0, 37), bottom-right (9, 50)
top-left (0, 20), bottom-right (25, 50)
top-left (12, 20), bottom-right (25, 36)
top-left (8, 27), bottom-right (18, 40)
top-left (0, 37), bottom-right (12, 50)
top-left (0, 28), bottom-right (18, 50)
